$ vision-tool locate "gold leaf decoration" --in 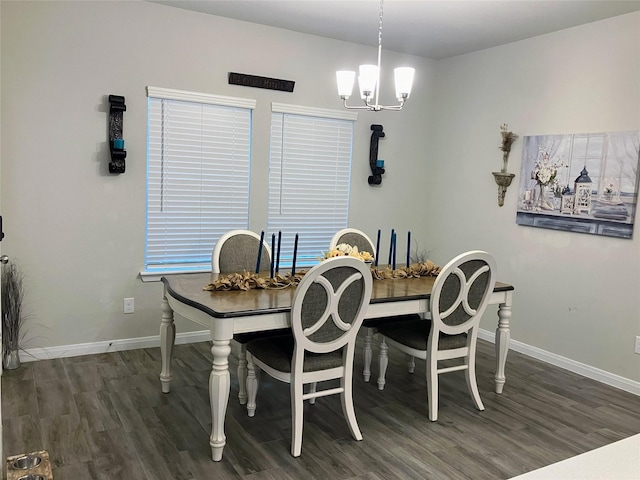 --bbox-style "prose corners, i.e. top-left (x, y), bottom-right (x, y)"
top-left (203, 271), bottom-right (306, 292)
top-left (203, 260), bottom-right (441, 292)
